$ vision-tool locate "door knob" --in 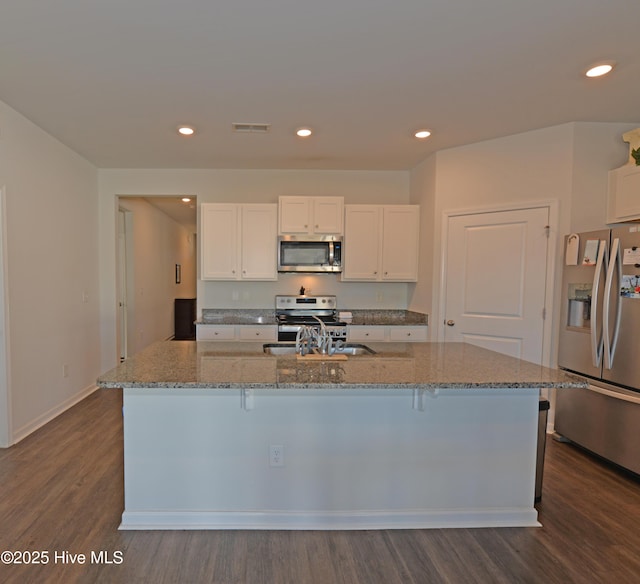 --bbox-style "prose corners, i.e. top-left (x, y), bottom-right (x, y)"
top-left (446, 320), bottom-right (455, 326)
